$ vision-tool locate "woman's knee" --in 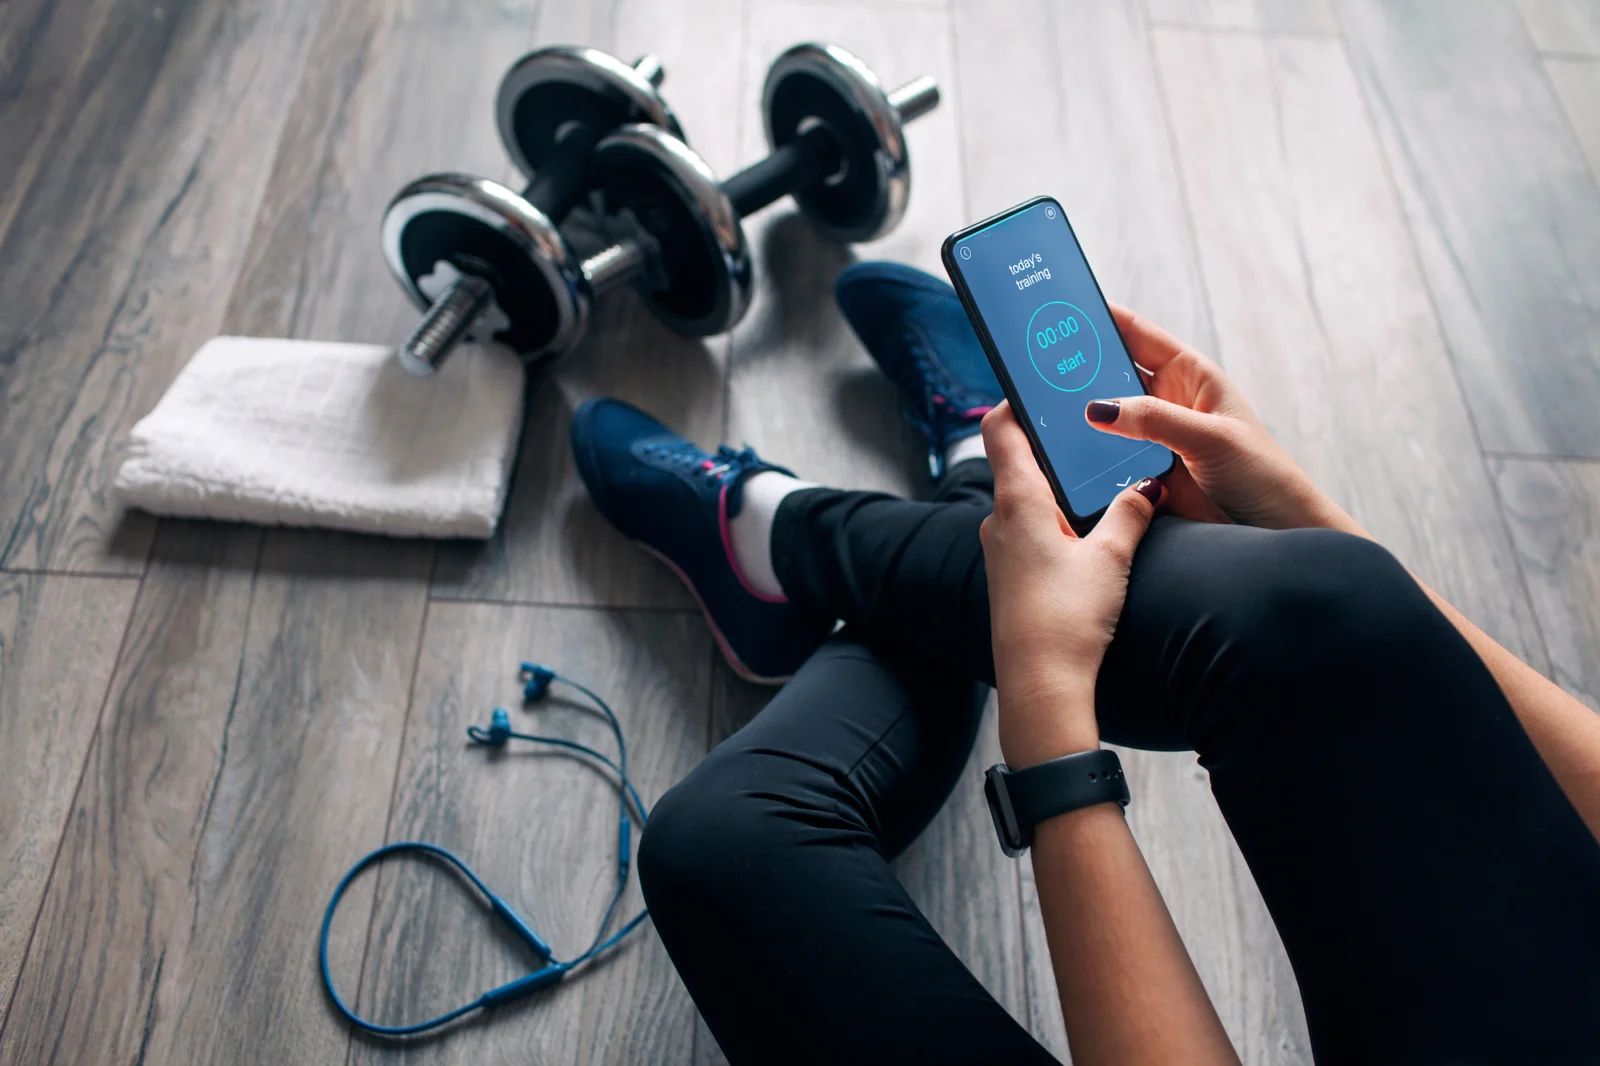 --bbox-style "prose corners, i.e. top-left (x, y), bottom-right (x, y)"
top-left (1109, 521), bottom-right (1449, 748)
top-left (1132, 519), bottom-right (1434, 668)
top-left (638, 745), bottom-right (854, 922)
top-left (1226, 528), bottom-right (1433, 674)
top-left (637, 765), bottom-right (742, 919)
